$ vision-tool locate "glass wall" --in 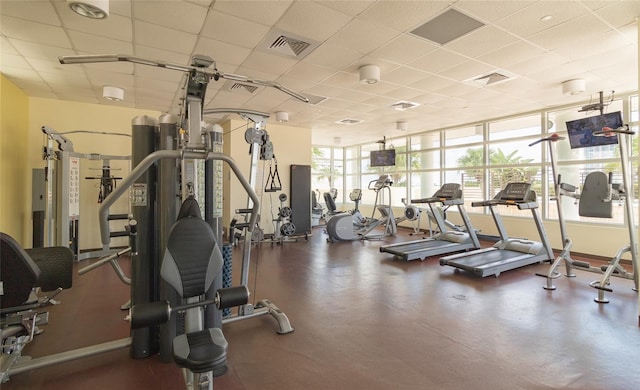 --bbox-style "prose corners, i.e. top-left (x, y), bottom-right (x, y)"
top-left (313, 92), bottom-right (639, 227)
